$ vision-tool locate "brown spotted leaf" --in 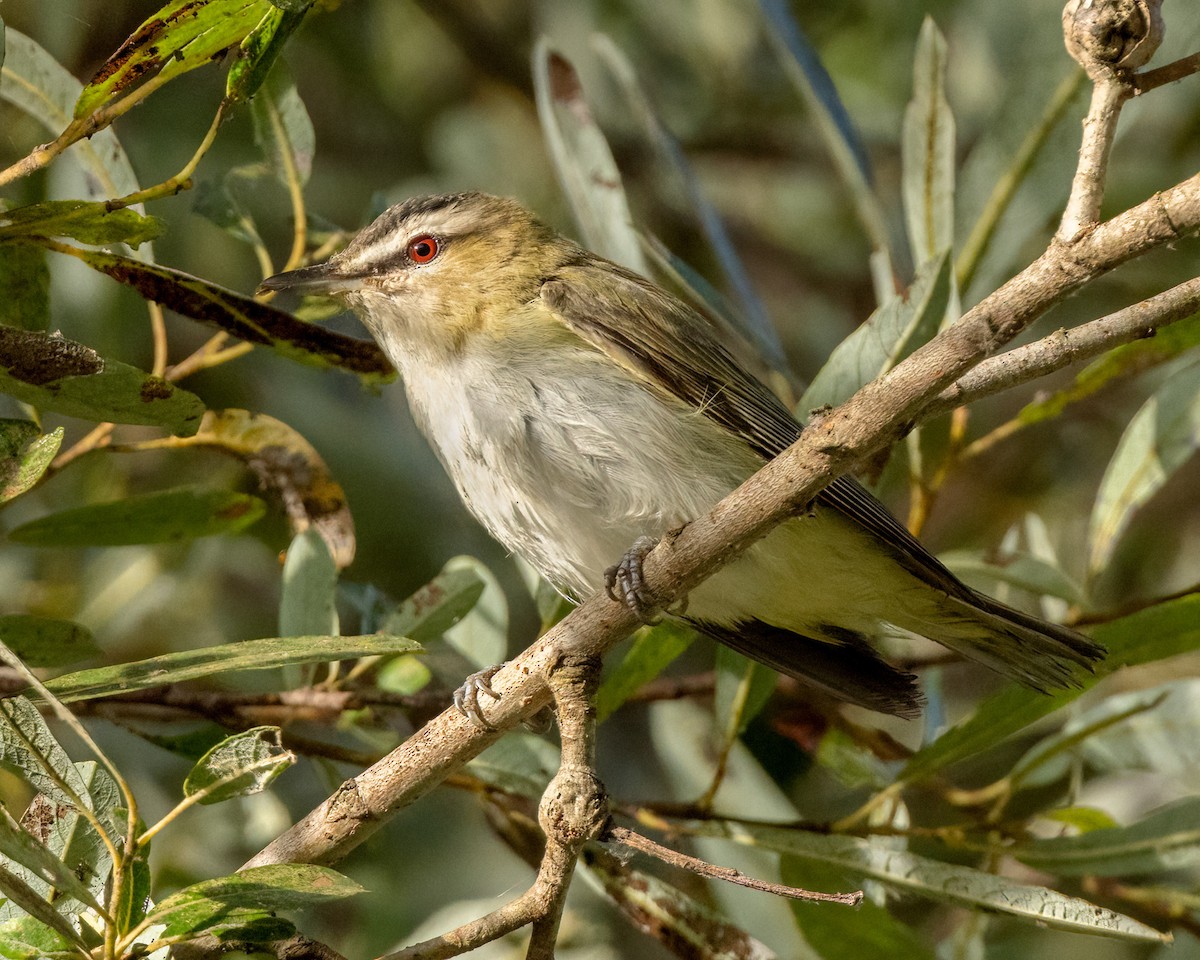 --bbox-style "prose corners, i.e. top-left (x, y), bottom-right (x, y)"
top-left (135, 409), bottom-right (355, 567)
